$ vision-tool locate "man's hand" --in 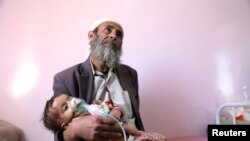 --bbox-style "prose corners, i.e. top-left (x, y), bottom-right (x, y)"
top-left (63, 115), bottom-right (122, 141)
